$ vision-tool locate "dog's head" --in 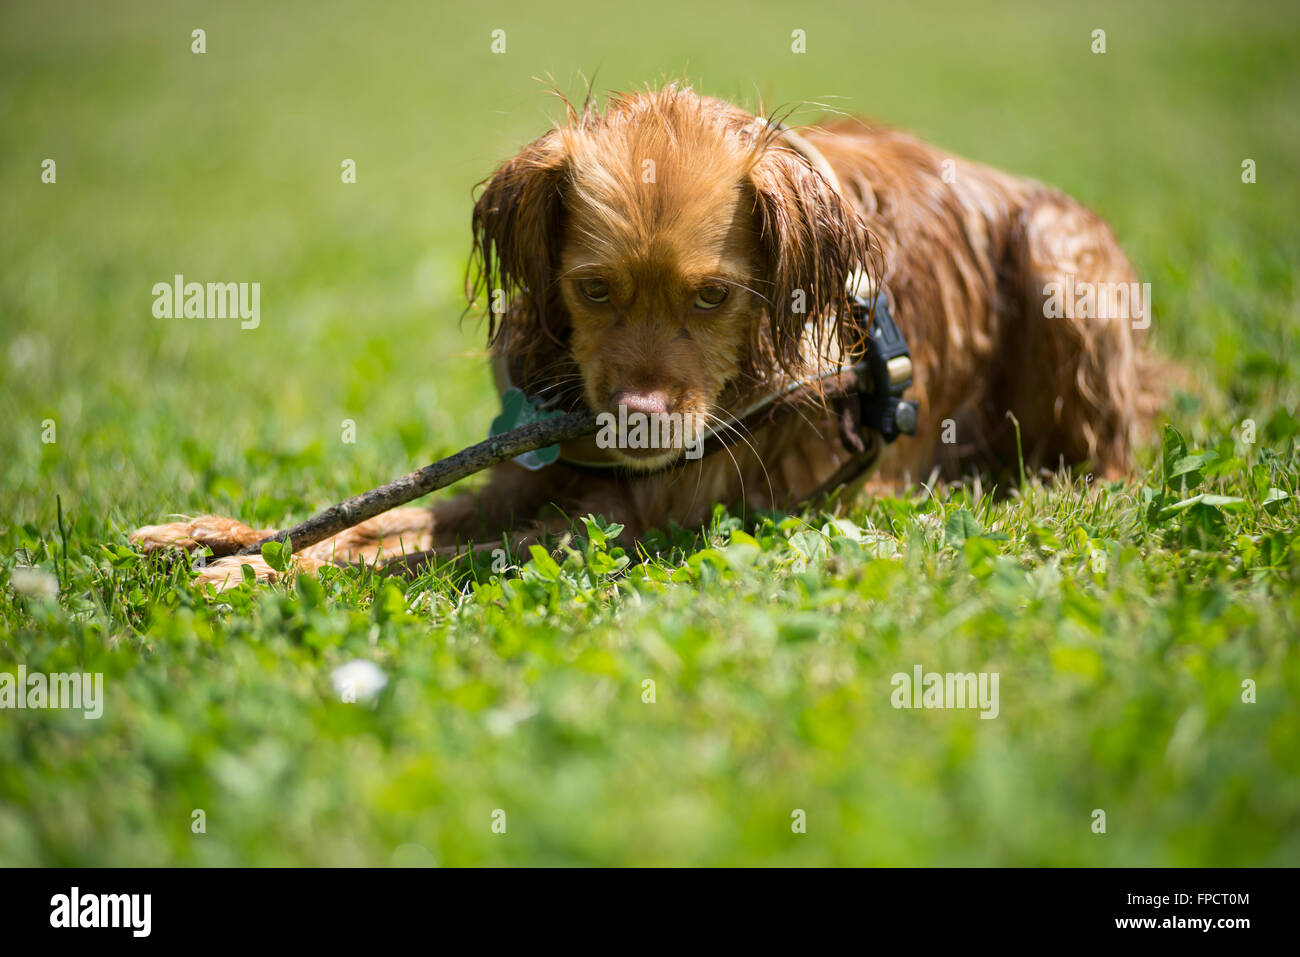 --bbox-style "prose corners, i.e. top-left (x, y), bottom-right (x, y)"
top-left (471, 86), bottom-right (869, 469)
